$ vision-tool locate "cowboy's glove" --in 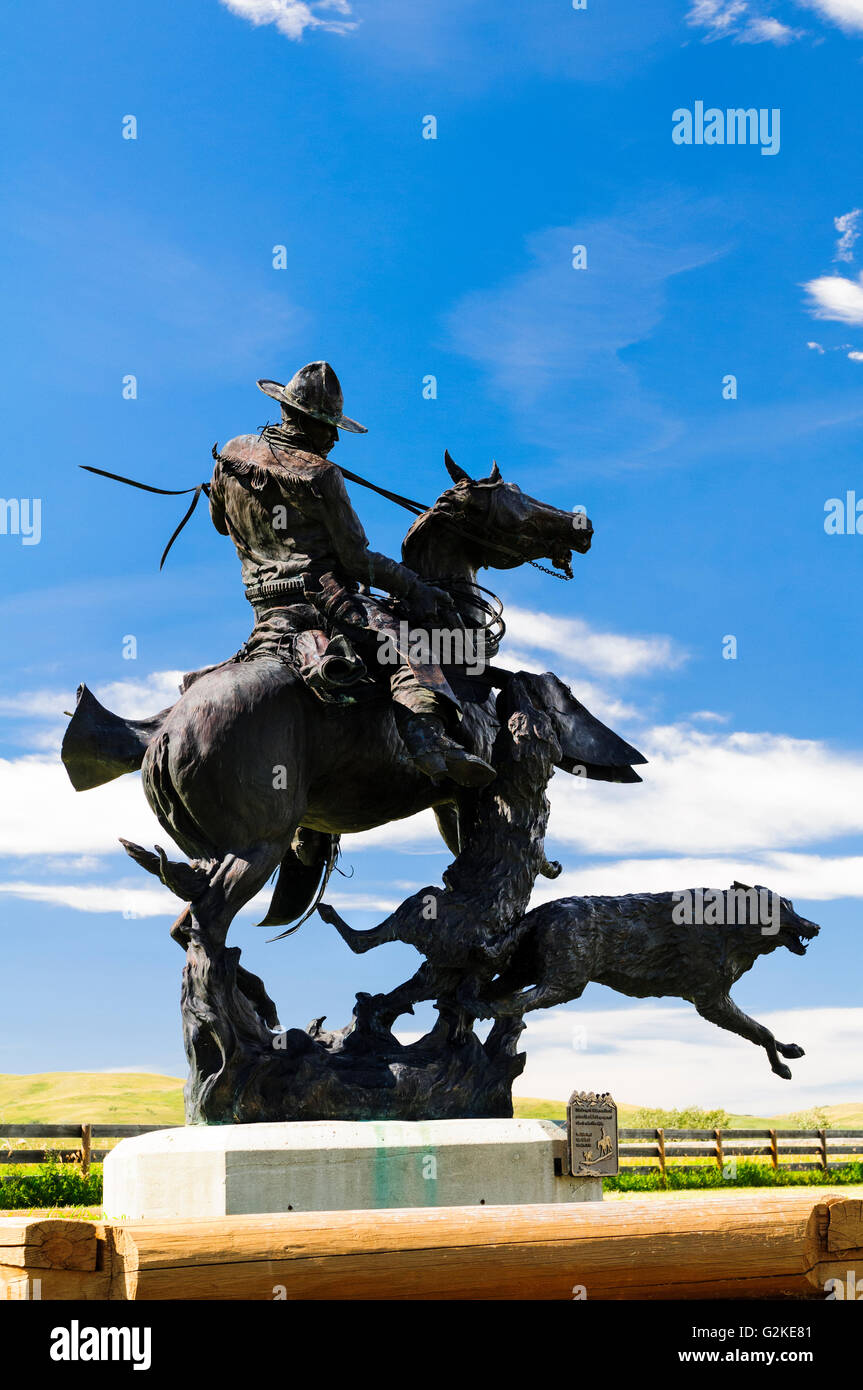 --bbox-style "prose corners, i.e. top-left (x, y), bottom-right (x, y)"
top-left (410, 581), bottom-right (459, 628)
